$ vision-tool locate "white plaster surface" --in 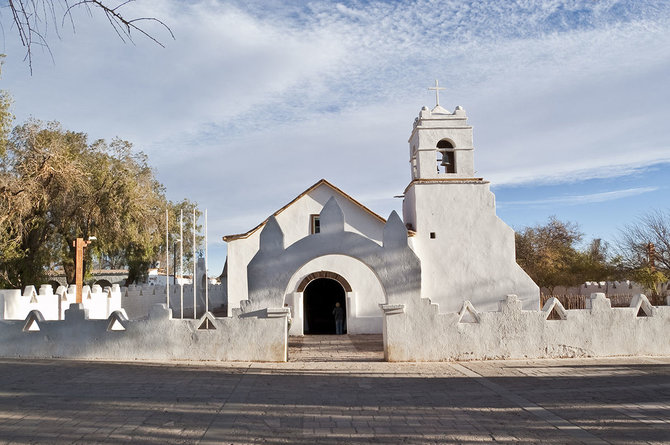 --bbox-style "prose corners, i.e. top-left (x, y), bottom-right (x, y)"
top-left (225, 182), bottom-right (385, 313)
top-left (0, 281), bottom-right (226, 322)
top-left (121, 282), bottom-right (225, 320)
top-left (545, 280), bottom-right (657, 296)
top-left (403, 104), bottom-right (539, 313)
top-left (382, 293), bottom-right (670, 361)
top-left (404, 181), bottom-right (539, 313)
top-left (0, 303), bottom-right (287, 362)
top-left (0, 285), bottom-right (122, 321)
top-left (284, 254), bottom-right (385, 335)
top-left (245, 207), bottom-right (420, 316)
top-left (408, 106), bottom-right (474, 179)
